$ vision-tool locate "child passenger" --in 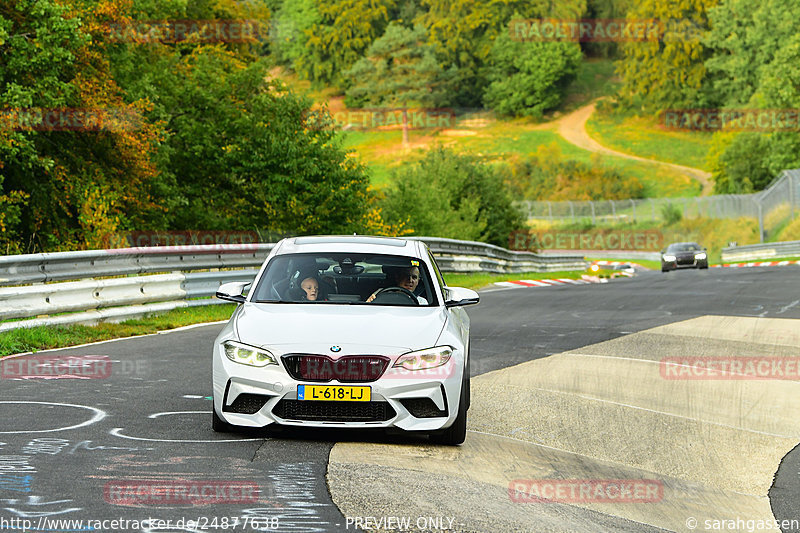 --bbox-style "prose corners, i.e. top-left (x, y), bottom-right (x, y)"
top-left (299, 276), bottom-right (319, 301)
